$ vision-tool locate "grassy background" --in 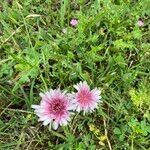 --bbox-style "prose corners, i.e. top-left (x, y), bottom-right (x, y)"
top-left (0, 0), bottom-right (150, 149)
